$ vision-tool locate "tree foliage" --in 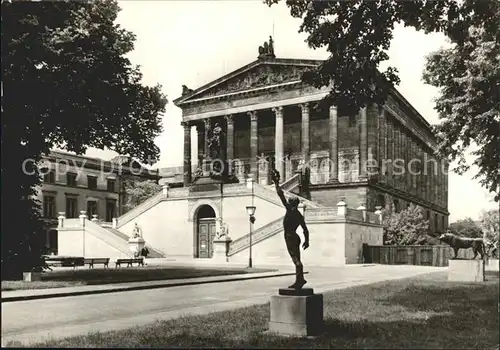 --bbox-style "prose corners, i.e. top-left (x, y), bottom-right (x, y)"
top-left (479, 209), bottom-right (499, 243)
top-left (448, 217), bottom-right (483, 238)
top-left (124, 180), bottom-right (162, 211)
top-left (382, 204), bottom-right (433, 245)
top-left (265, 0), bottom-right (500, 200)
top-left (1, 0), bottom-right (167, 279)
